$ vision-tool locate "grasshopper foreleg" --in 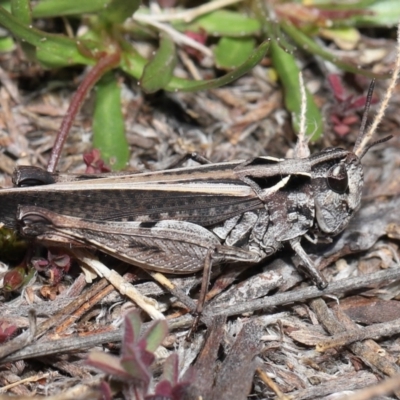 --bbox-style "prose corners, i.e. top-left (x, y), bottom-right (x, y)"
top-left (290, 238), bottom-right (328, 289)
